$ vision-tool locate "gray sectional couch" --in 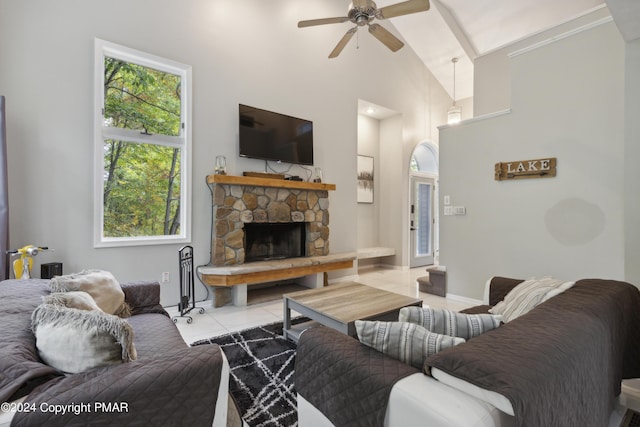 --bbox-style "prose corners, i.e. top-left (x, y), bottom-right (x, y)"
top-left (295, 277), bottom-right (640, 427)
top-left (0, 278), bottom-right (229, 427)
